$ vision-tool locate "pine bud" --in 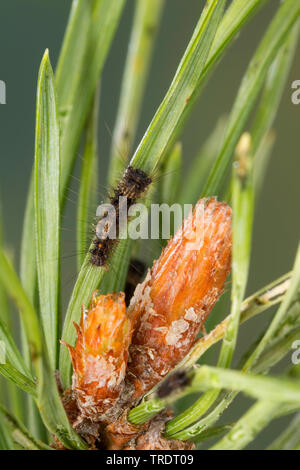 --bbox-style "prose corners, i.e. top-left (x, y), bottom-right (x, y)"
top-left (126, 198), bottom-right (232, 399)
top-left (63, 292), bottom-right (132, 421)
